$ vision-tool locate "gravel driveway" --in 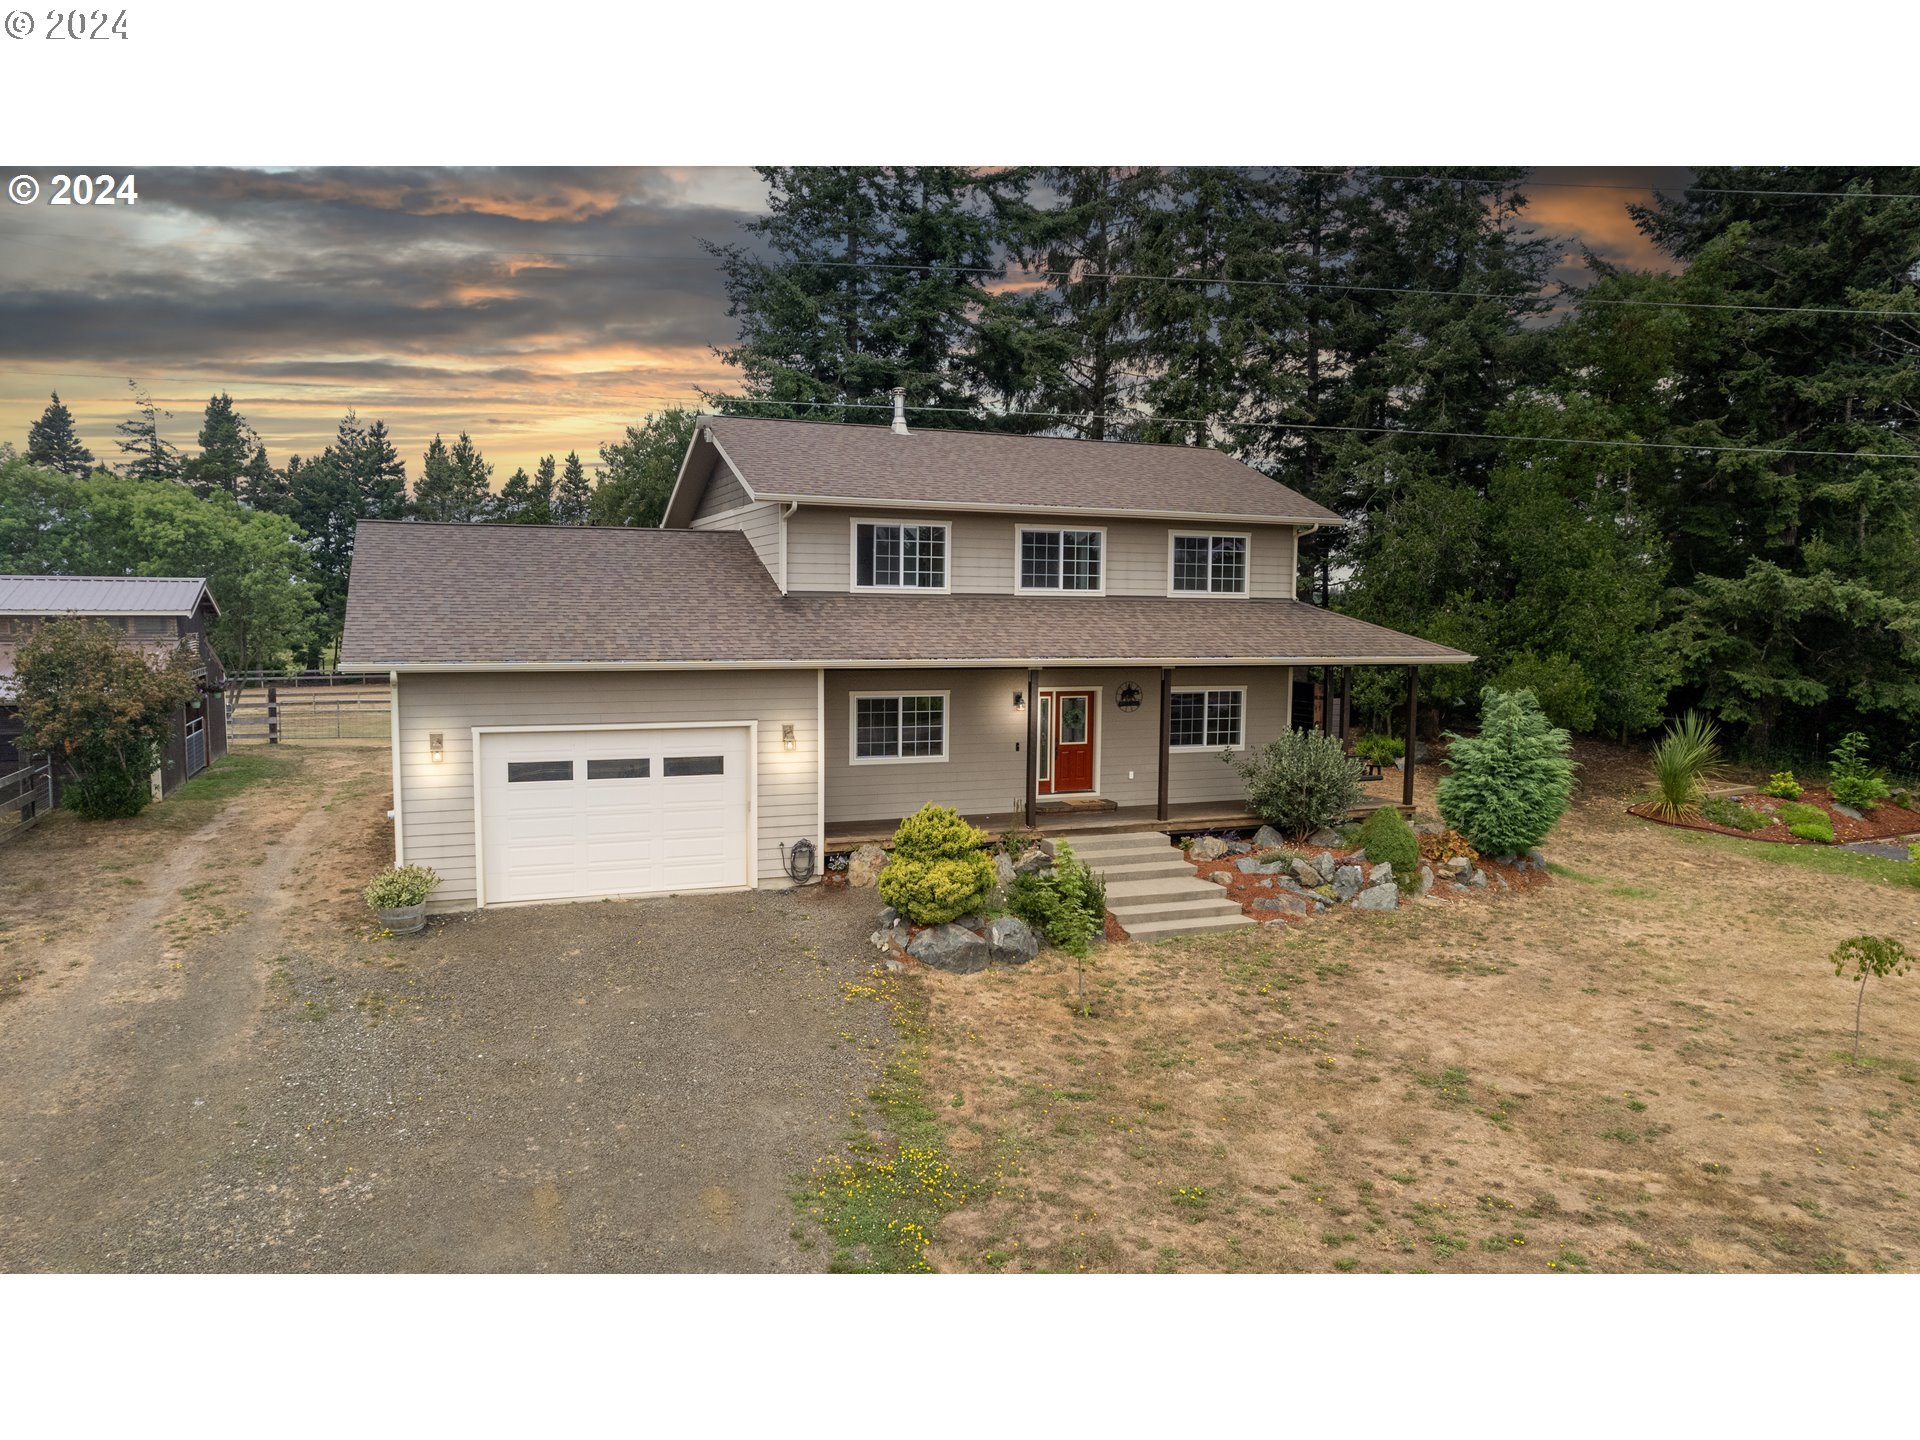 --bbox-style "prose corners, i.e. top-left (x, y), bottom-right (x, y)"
top-left (0, 749), bottom-right (890, 1272)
